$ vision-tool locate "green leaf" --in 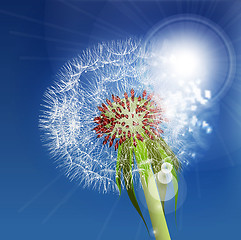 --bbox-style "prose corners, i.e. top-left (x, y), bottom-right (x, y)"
top-left (171, 168), bottom-right (179, 223)
top-left (116, 143), bottom-right (123, 195)
top-left (133, 138), bottom-right (151, 186)
top-left (125, 180), bottom-right (150, 235)
top-left (157, 137), bottom-right (180, 219)
top-left (157, 137), bottom-right (180, 171)
top-left (117, 139), bottom-right (149, 234)
top-left (146, 139), bottom-right (163, 175)
top-left (146, 137), bottom-right (180, 216)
